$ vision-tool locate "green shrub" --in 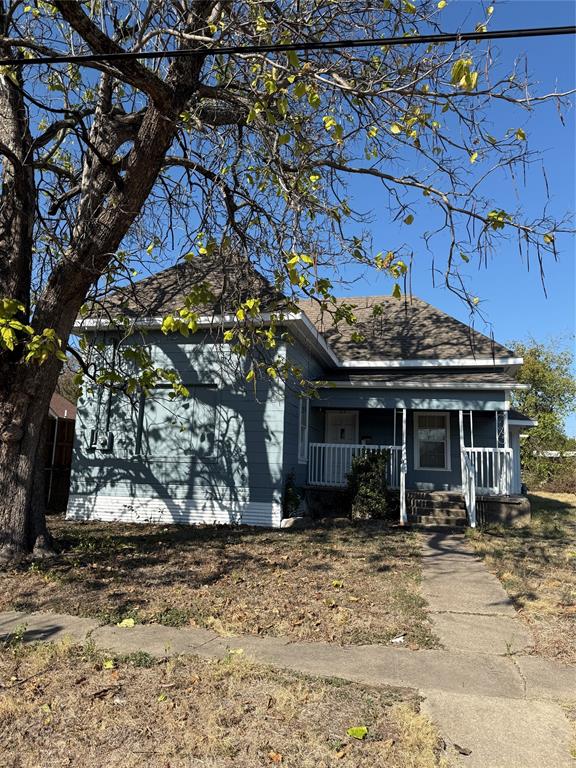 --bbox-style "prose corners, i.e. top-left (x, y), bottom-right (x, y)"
top-left (347, 451), bottom-right (390, 520)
